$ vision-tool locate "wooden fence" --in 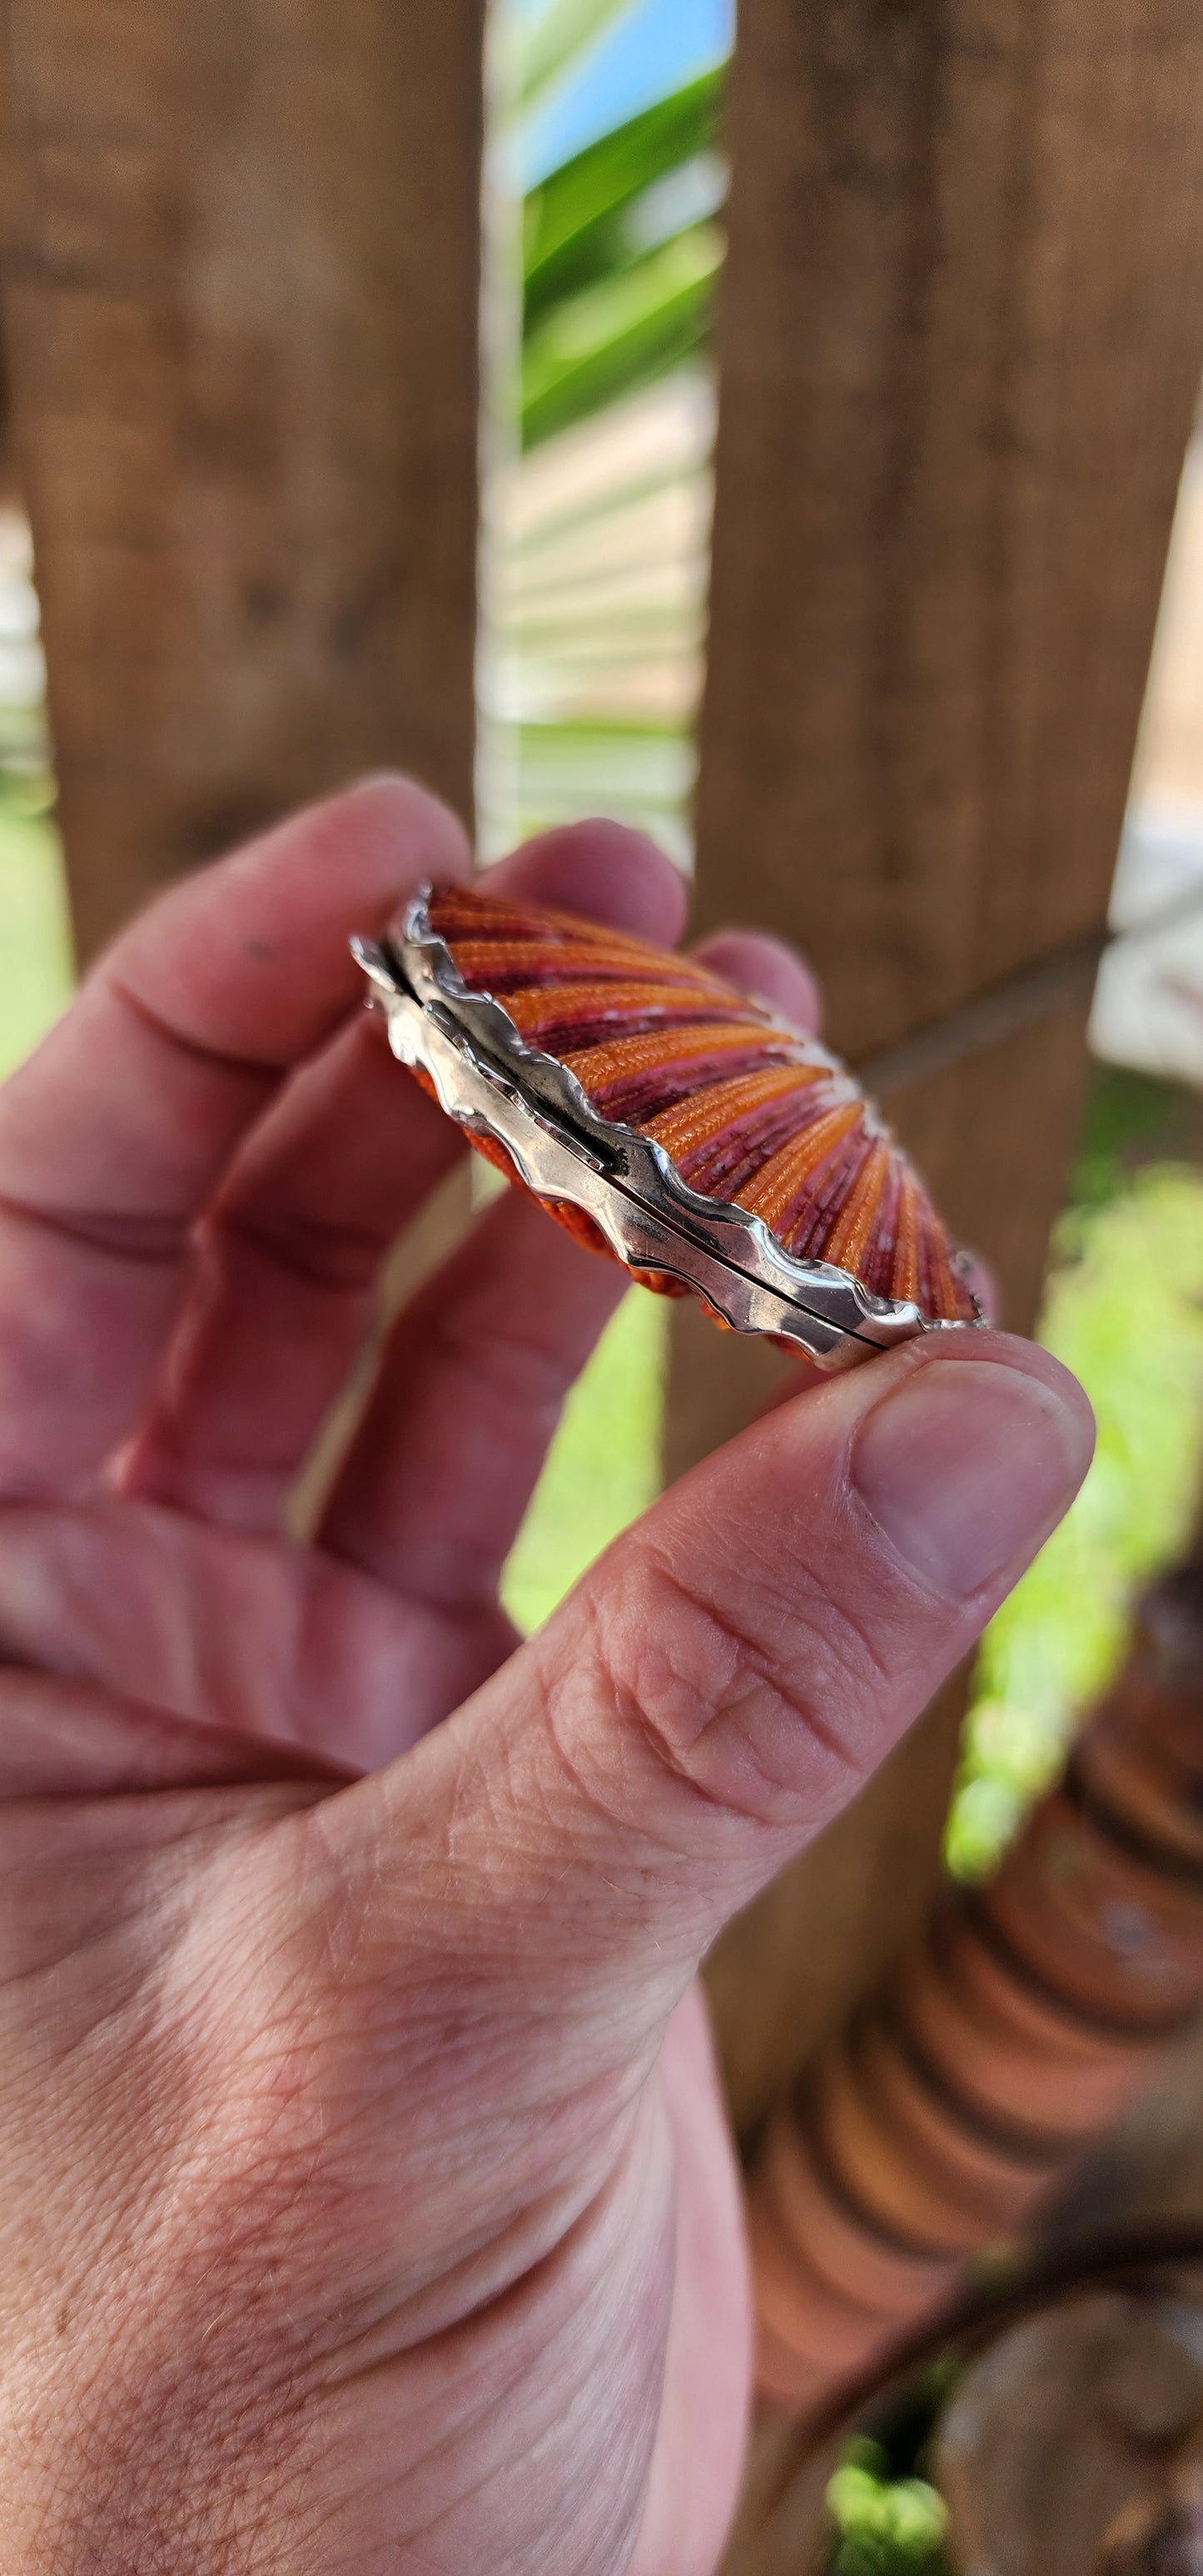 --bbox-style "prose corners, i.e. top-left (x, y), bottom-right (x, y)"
top-left (2, 1), bottom-right (1203, 2560)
